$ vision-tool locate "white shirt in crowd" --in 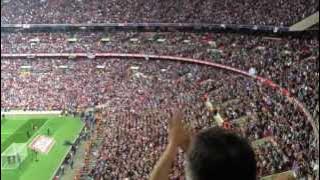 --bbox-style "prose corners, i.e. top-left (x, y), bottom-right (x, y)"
top-left (213, 112), bottom-right (224, 127)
